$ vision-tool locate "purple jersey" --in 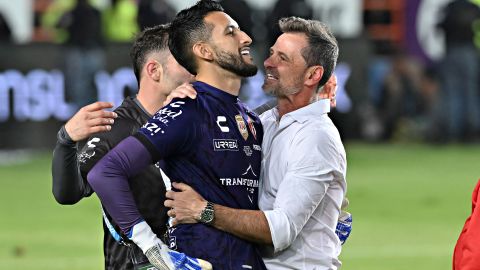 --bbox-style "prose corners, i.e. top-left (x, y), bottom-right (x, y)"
top-left (135, 81), bottom-right (265, 269)
top-left (87, 81), bottom-right (266, 270)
